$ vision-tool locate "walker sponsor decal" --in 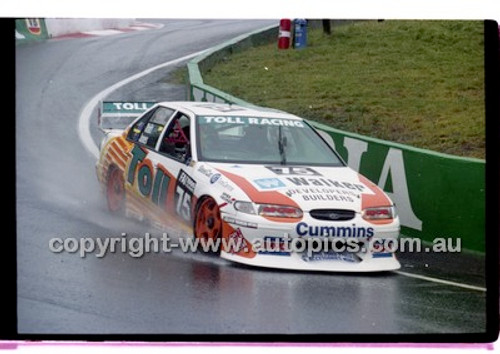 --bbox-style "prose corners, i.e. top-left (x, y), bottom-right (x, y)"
top-left (253, 178), bottom-right (286, 190)
top-left (286, 176), bottom-right (370, 193)
top-left (199, 116), bottom-right (304, 127)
